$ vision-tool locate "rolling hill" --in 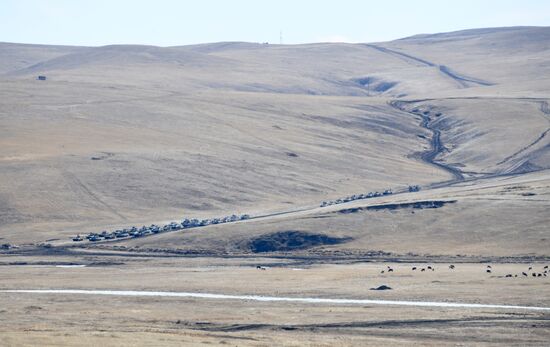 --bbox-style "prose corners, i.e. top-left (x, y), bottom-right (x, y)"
top-left (0, 26), bottom-right (549, 256)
